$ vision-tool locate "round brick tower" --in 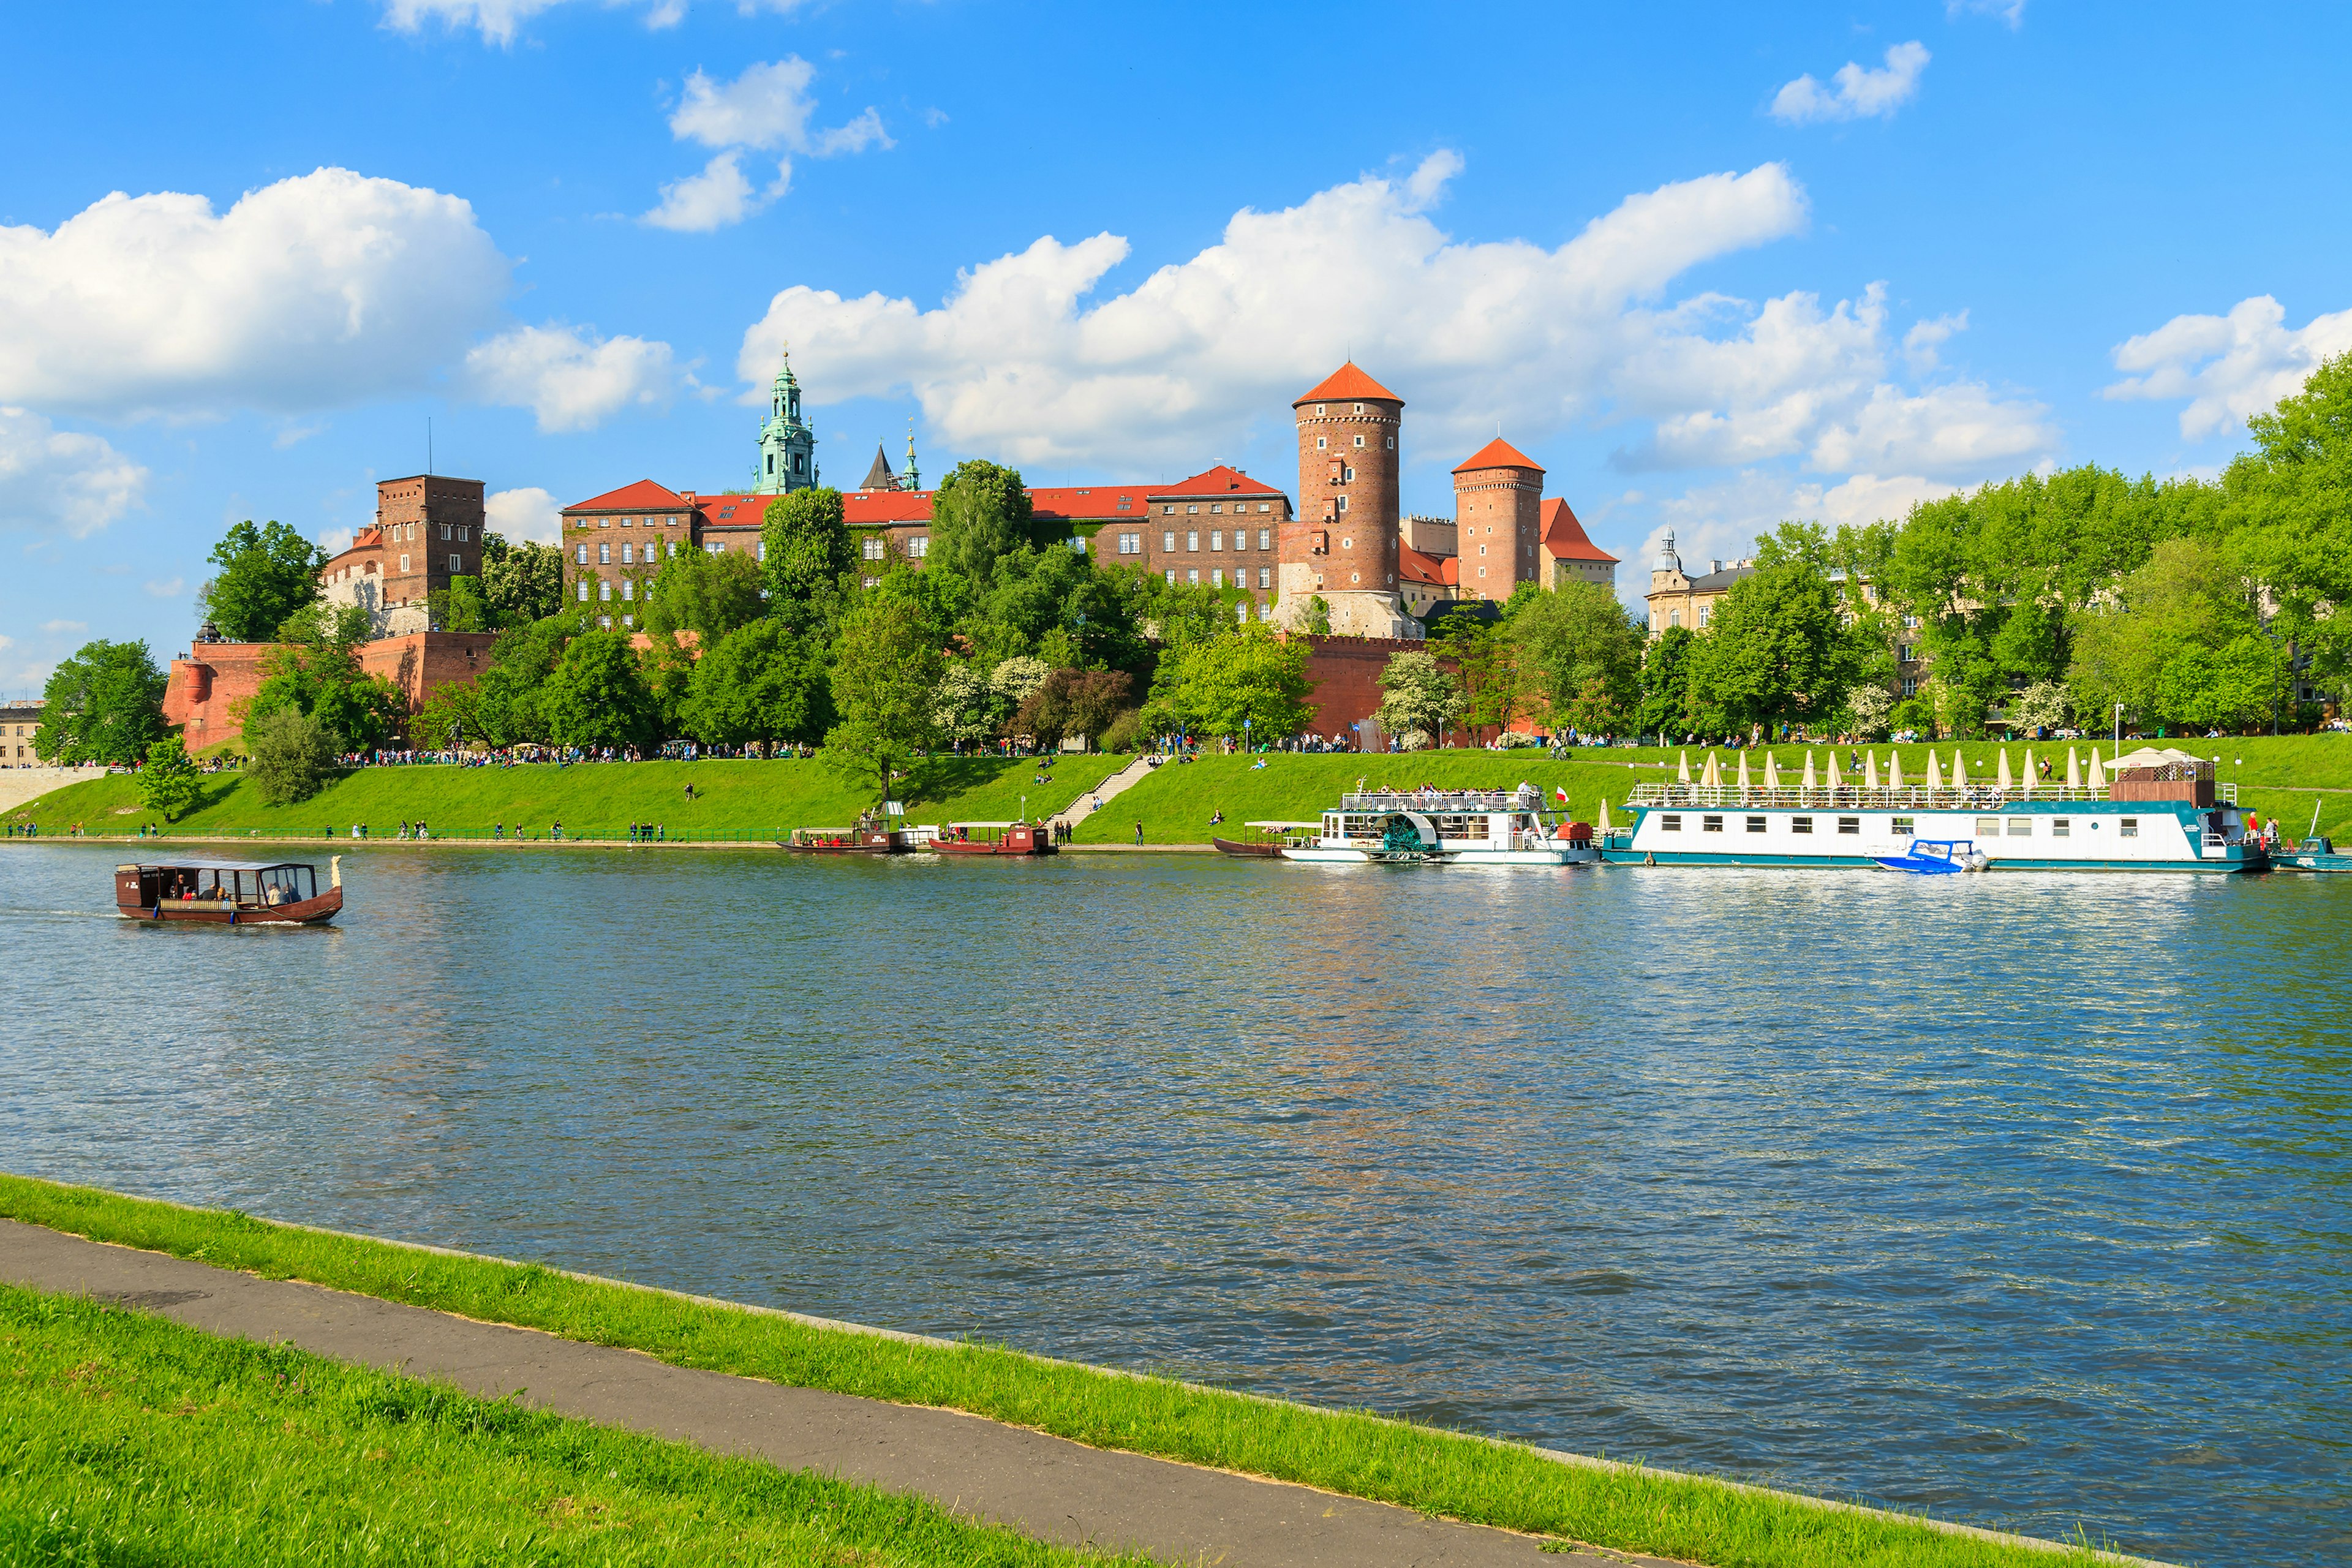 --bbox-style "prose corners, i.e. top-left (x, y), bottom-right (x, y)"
top-left (1451, 437), bottom-right (1545, 602)
top-left (1281, 362), bottom-right (1414, 635)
